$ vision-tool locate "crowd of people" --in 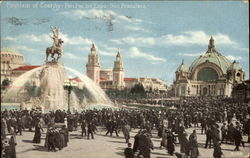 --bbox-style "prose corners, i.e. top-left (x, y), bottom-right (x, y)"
top-left (1, 96), bottom-right (250, 158)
